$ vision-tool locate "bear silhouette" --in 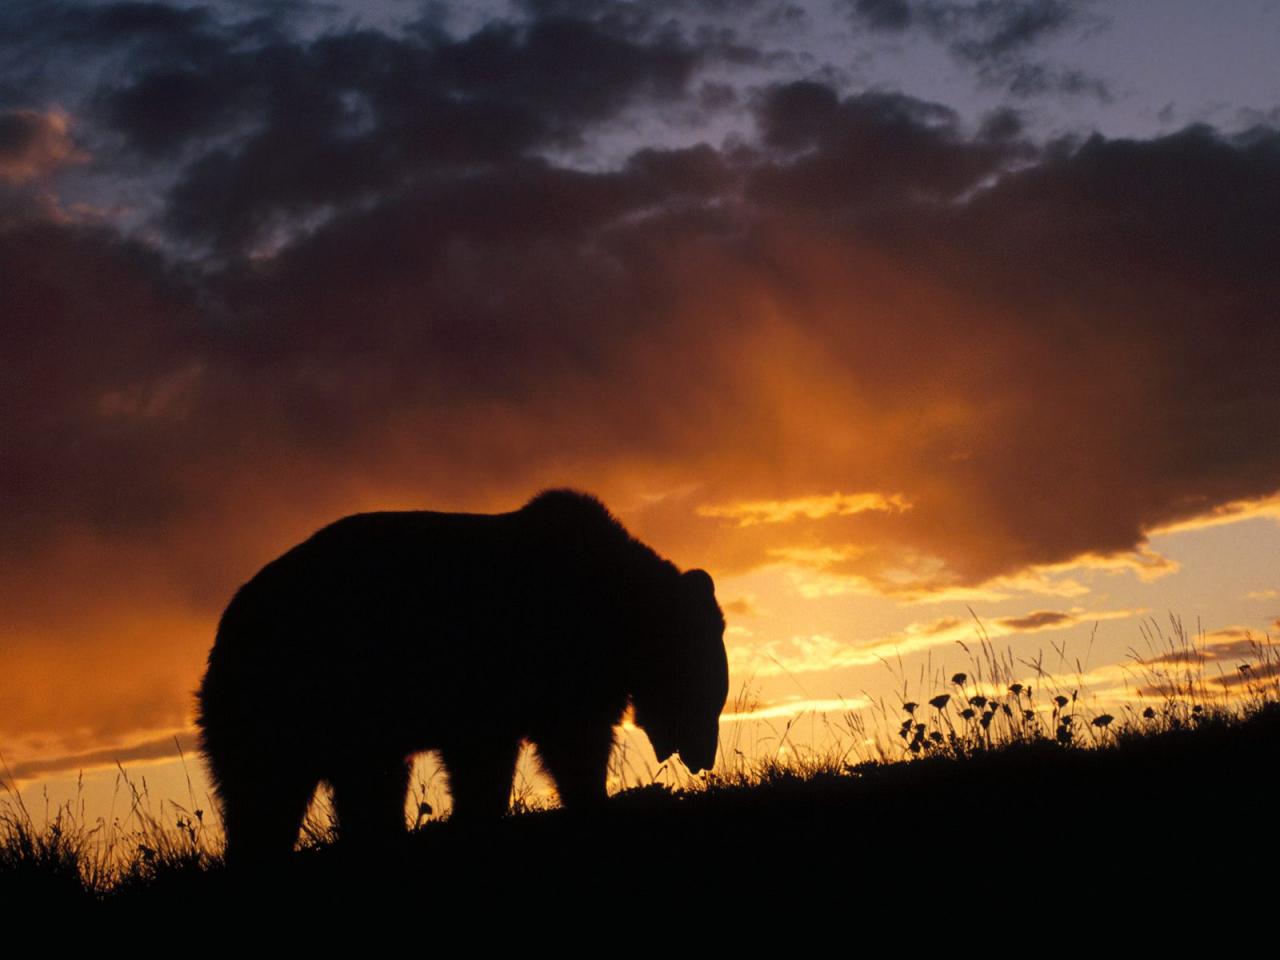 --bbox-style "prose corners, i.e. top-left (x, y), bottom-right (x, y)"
top-left (196, 489), bottom-right (729, 862)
